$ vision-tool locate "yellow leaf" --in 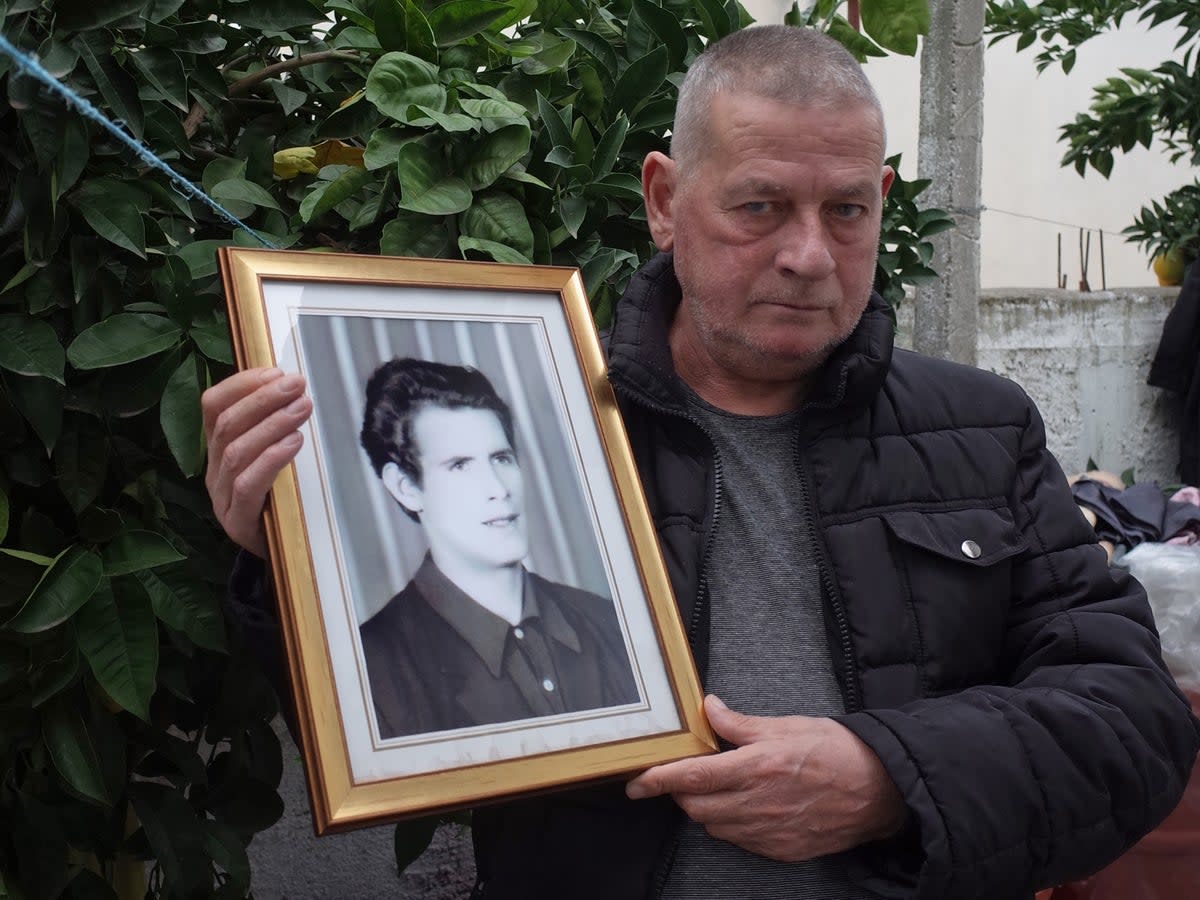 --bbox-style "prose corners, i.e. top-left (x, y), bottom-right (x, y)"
top-left (339, 89), bottom-right (365, 109)
top-left (273, 146), bottom-right (319, 180)
top-left (311, 139), bottom-right (365, 169)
